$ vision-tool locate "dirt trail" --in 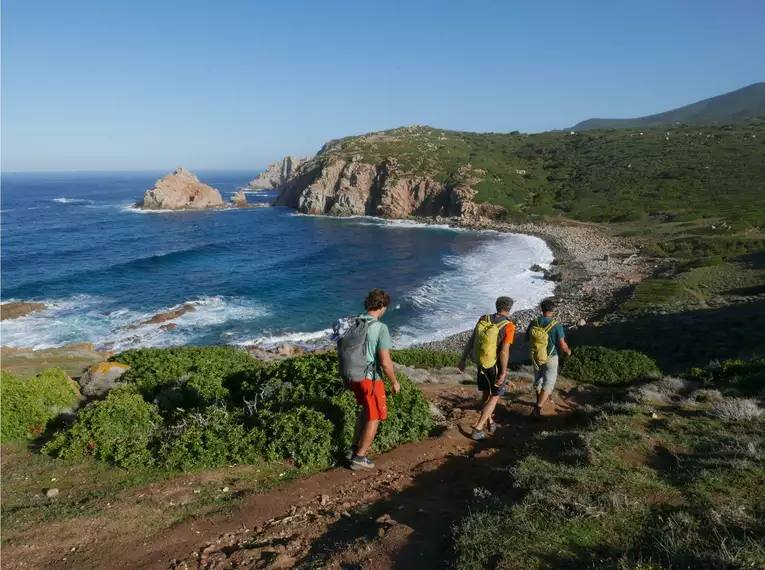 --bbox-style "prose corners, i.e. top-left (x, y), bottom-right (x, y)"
top-left (95, 381), bottom-right (590, 570)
